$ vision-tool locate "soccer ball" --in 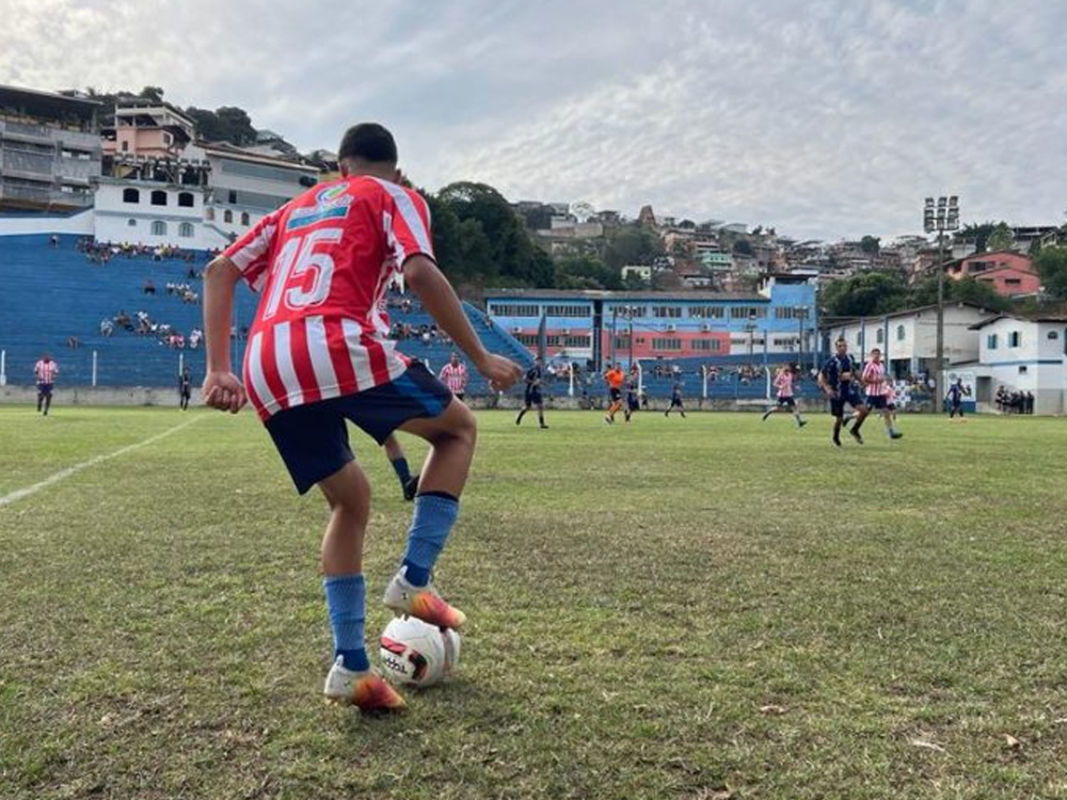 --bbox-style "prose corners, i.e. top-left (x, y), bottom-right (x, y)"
top-left (379, 616), bottom-right (461, 688)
